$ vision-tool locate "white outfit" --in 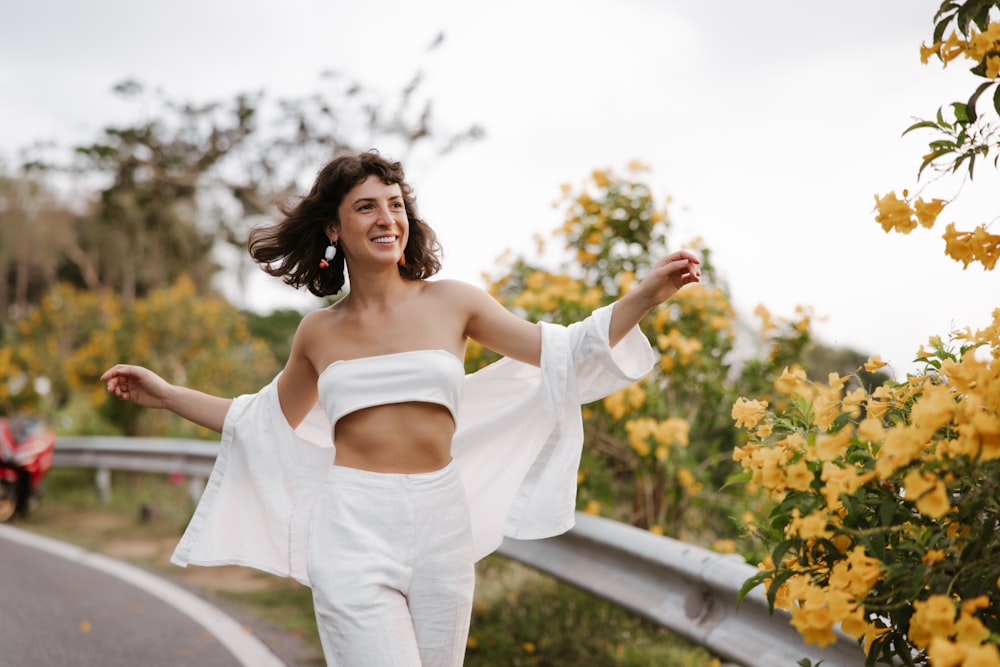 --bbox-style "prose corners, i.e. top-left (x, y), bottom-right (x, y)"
top-left (170, 304), bottom-right (656, 665)
top-left (308, 462), bottom-right (474, 666)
